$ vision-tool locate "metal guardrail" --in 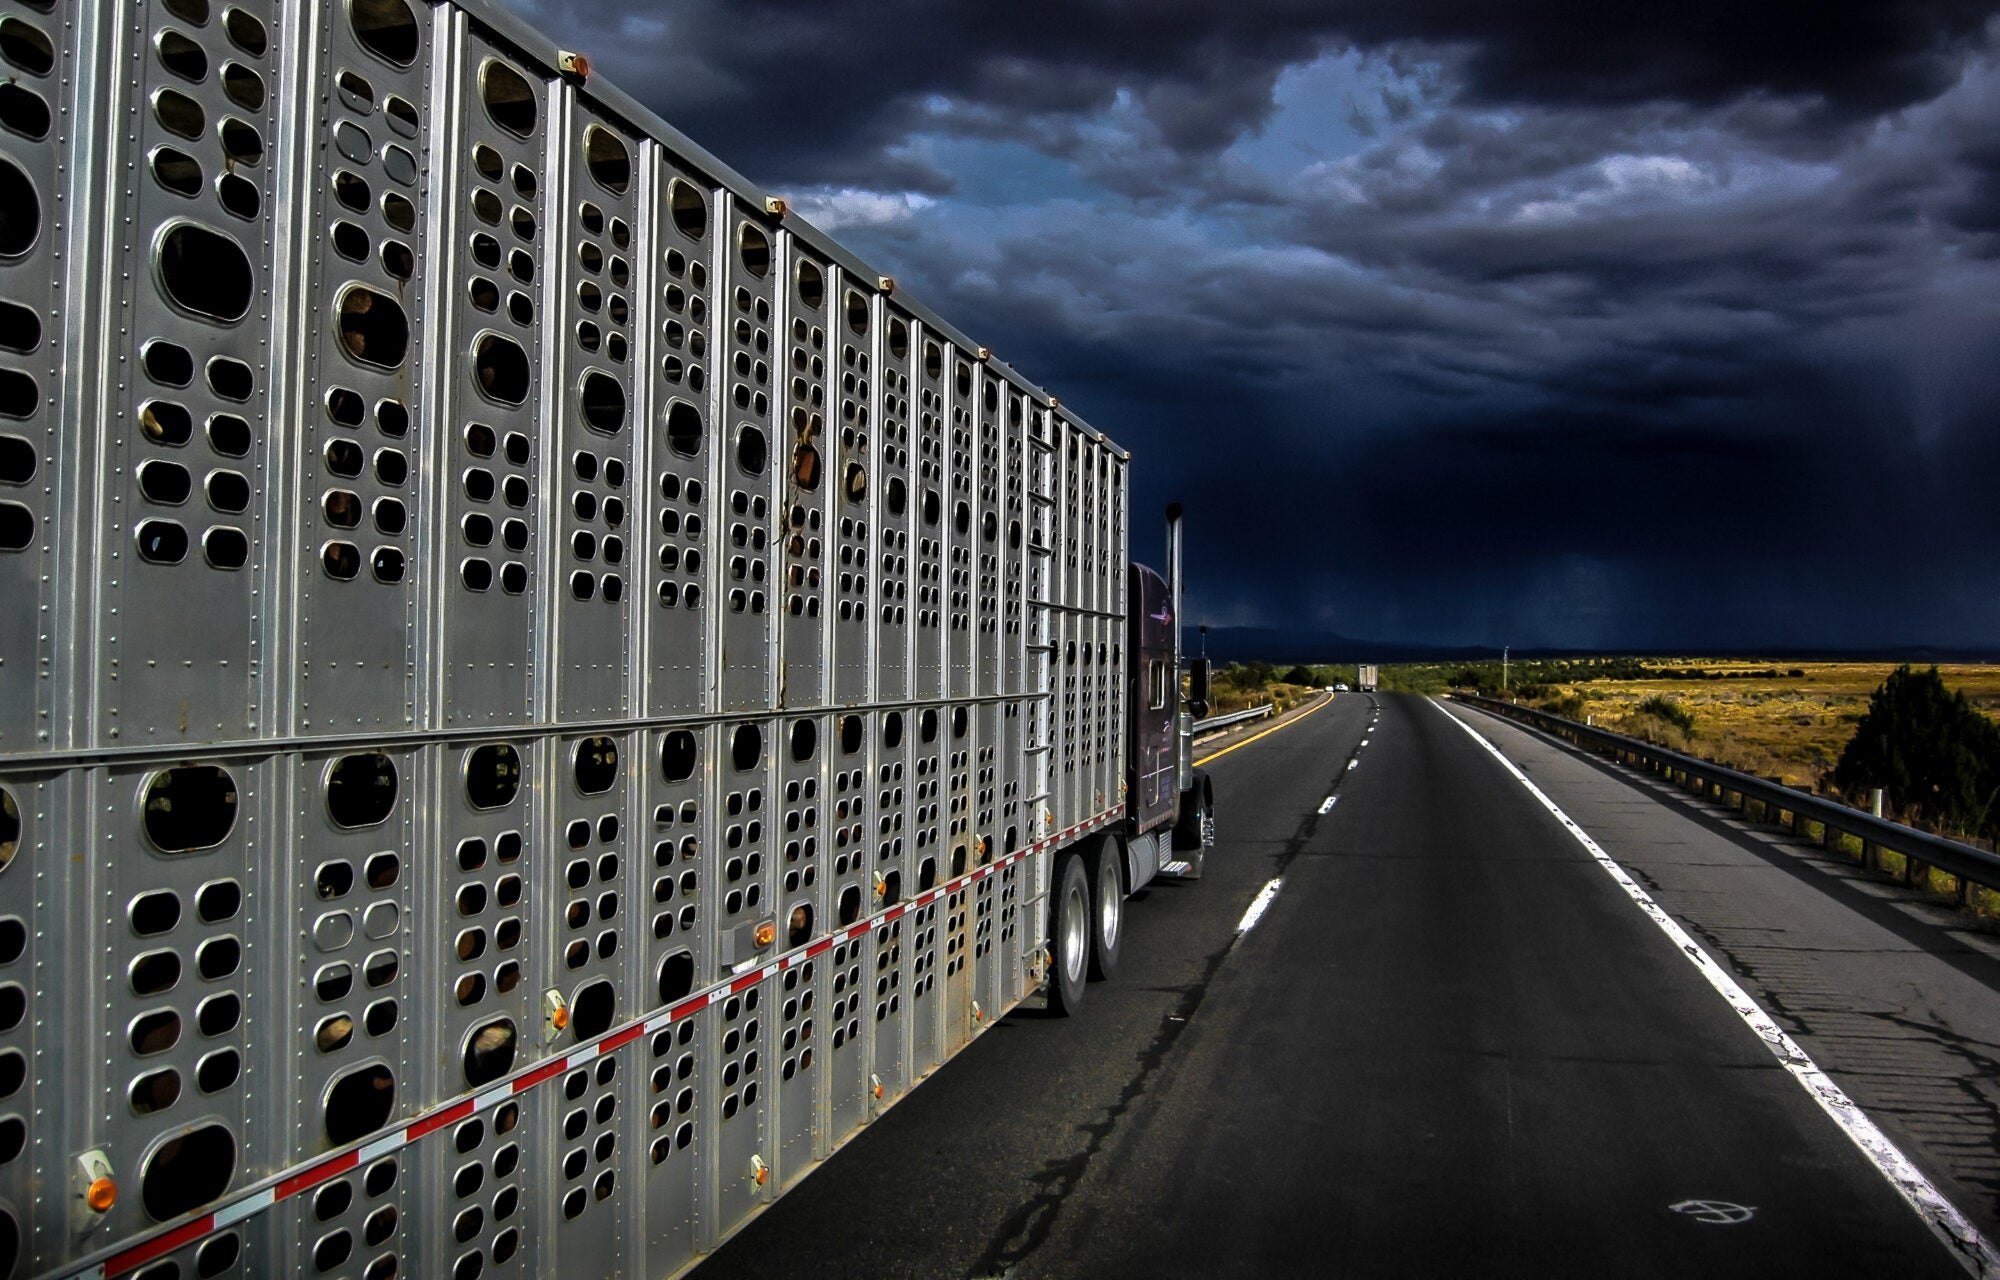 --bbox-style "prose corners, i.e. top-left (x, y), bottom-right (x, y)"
top-left (1458, 695), bottom-right (2000, 901)
top-left (1193, 704), bottom-right (1275, 735)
